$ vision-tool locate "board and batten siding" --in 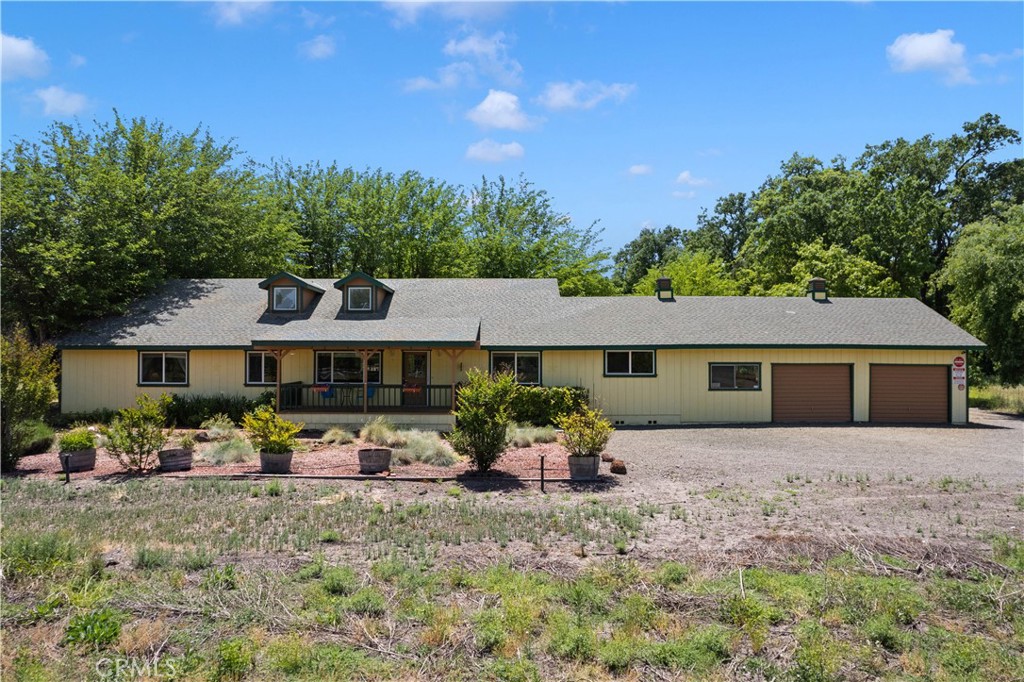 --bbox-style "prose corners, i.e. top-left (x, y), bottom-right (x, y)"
top-left (542, 348), bottom-right (968, 425)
